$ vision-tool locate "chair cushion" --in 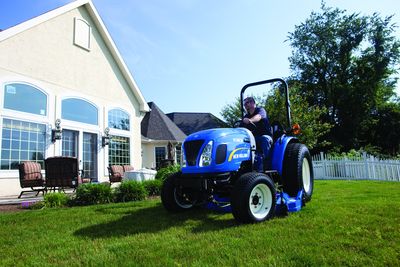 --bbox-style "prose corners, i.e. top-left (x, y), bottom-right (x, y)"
top-left (19, 162), bottom-right (44, 188)
top-left (21, 162), bottom-right (42, 180)
top-left (110, 165), bottom-right (124, 177)
top-left (123, 165), bottom-right (134, 172)
top-left (109, 165), bottom-right (124, 183)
